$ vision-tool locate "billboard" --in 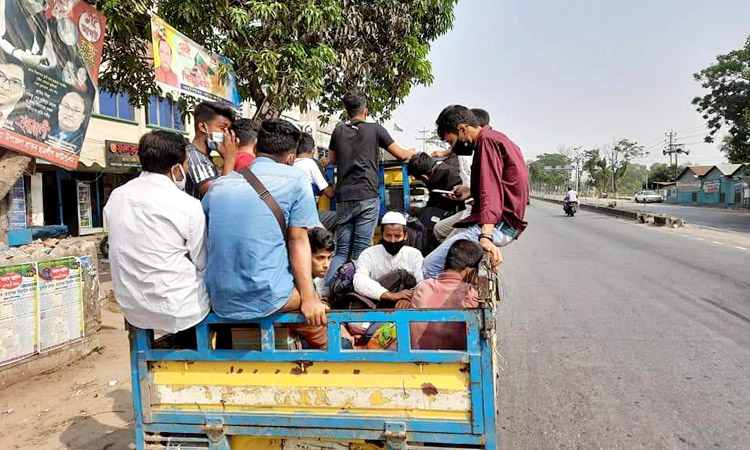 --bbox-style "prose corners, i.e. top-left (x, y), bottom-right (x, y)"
top-left (151, 14), bottom-right (241, 107)
top-left (0, 0), bottom-right (106, 169)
